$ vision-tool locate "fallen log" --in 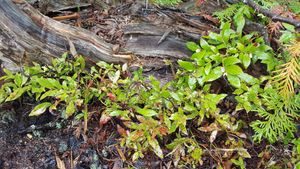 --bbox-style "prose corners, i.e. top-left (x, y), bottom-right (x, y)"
top-left (0, 0), bottom-right (212, 72)
top-left (0, 0), bottom-right (132, 71)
